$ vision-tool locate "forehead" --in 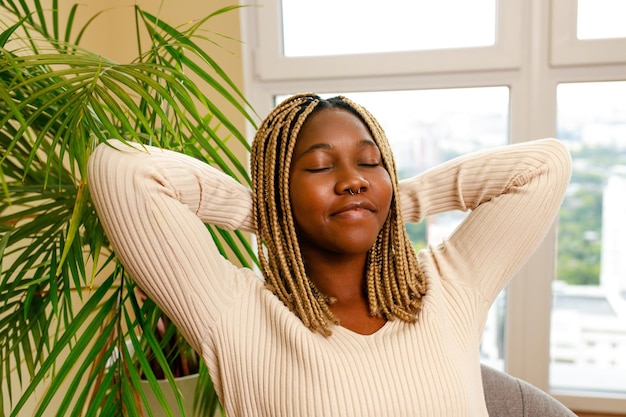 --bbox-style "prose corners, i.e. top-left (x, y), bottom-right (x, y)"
top-left (296, 108), bottom-right (374, 145)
